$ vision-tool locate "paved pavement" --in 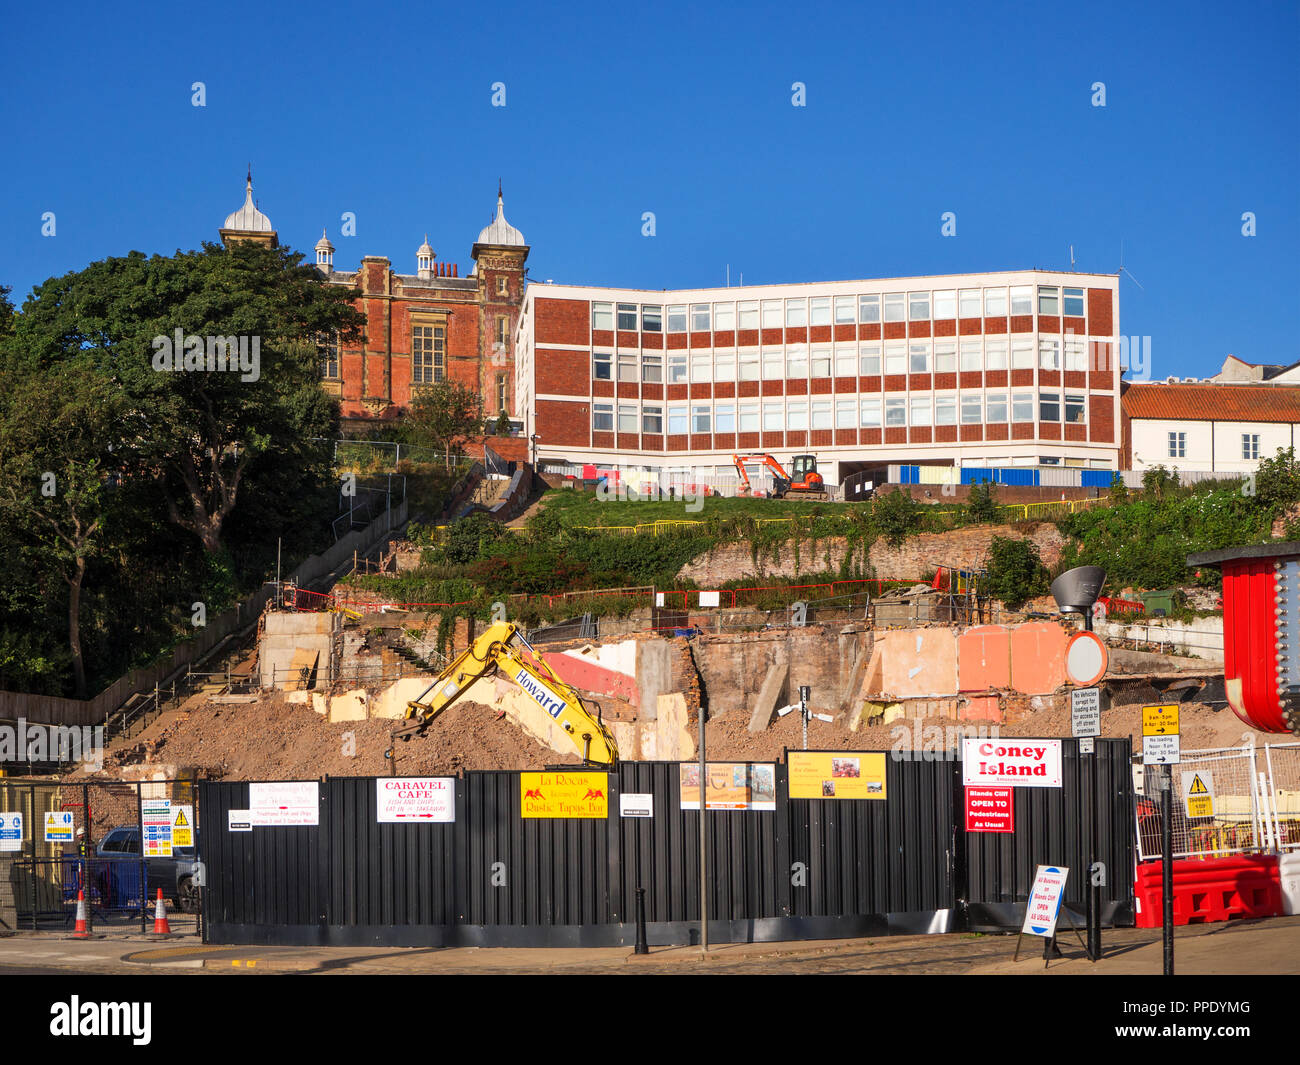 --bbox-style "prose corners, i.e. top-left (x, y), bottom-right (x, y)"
top-left (1, 914), bottom-right (1297, 975)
